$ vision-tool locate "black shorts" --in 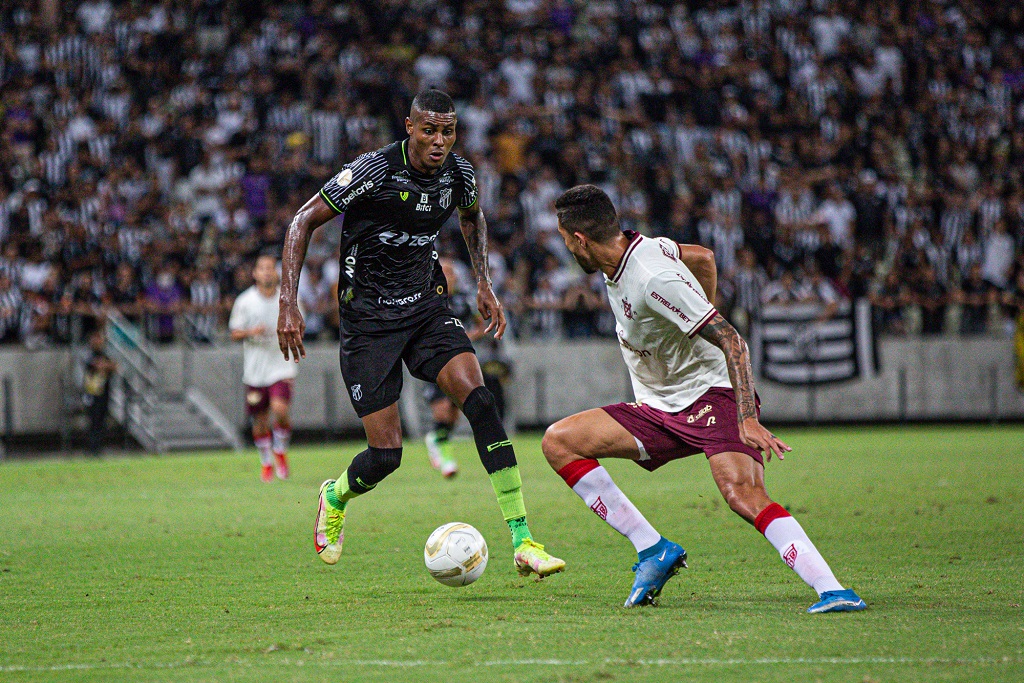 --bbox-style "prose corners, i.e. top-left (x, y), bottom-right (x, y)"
top-left (340, 306), bottom-right (475, 417)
